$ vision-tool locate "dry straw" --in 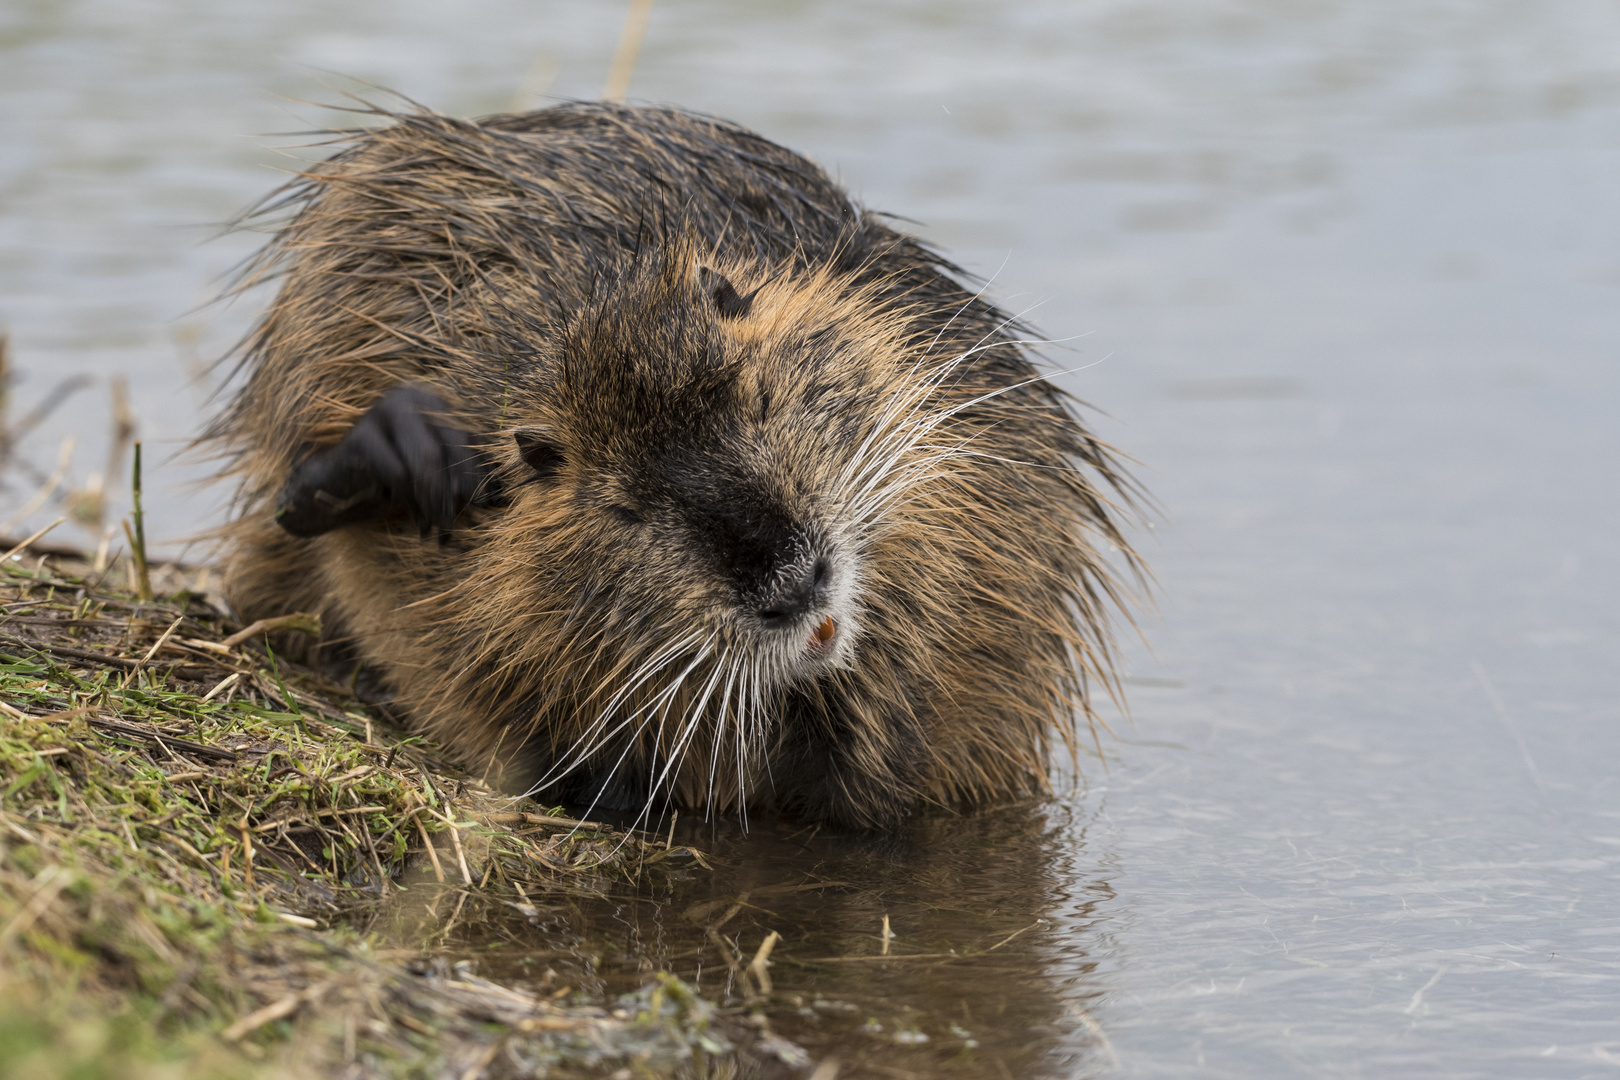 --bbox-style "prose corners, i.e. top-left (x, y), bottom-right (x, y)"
top-left (0, 547), bottom-right (746, 1076)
